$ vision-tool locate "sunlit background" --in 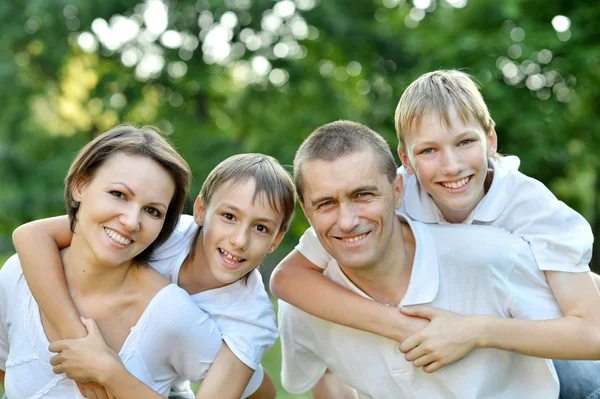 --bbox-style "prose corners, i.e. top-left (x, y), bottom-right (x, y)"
top-left (1, 0), bottom-right (599, 396)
